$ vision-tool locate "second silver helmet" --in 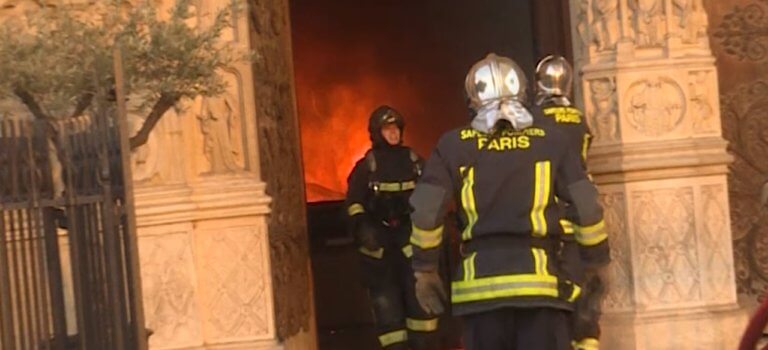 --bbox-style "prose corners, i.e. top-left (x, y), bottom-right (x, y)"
top-left (535, 55), bottom-right (573, 105)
